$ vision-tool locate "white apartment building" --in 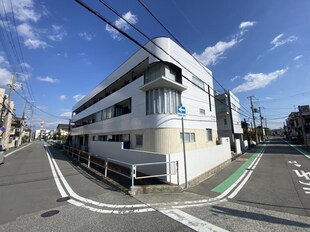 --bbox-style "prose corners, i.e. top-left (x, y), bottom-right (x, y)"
top-left (215, 91), bottom-right (244, 152)
top-left (71, 37), bottom-right (218, 154)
